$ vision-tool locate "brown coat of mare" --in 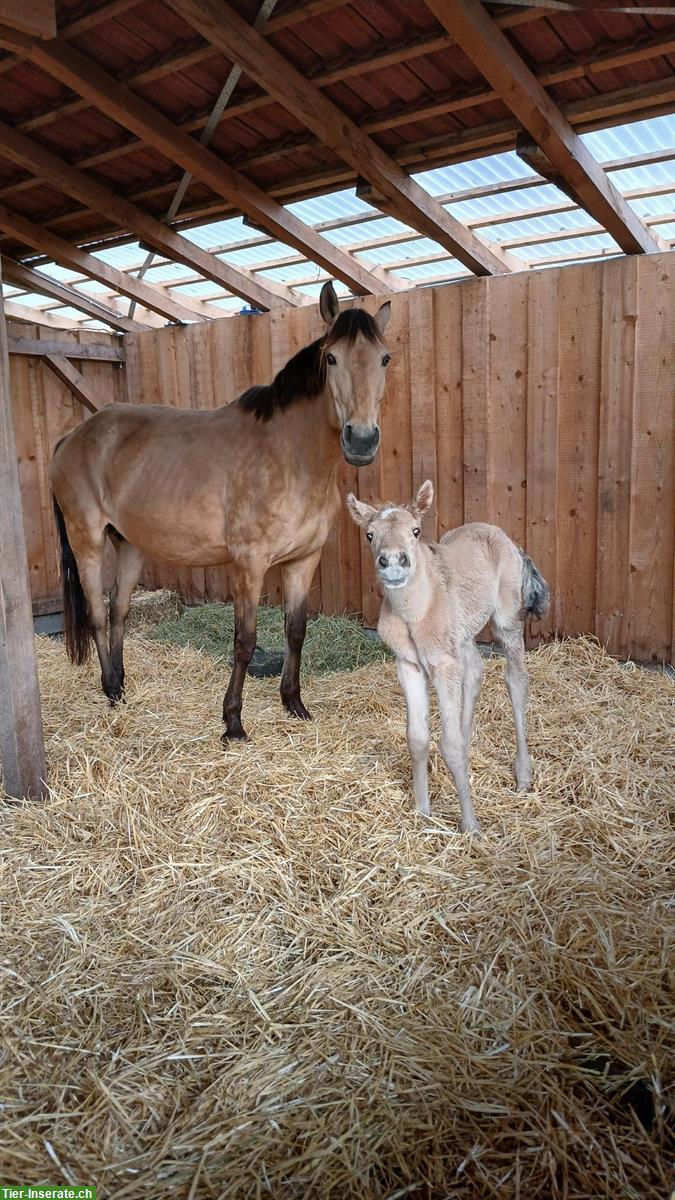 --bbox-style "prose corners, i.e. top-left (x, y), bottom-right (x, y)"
top-left (51, 282), bottom-right (391, 740)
